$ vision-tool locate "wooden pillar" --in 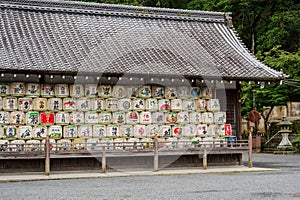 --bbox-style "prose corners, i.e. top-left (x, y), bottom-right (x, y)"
top-left (236, 81), bottom-right (242, 140)
top-left (45, 134), bottom-right (50, 176)
top-left (153, 135), bottom-right (159, 172)
top-left (248, 131), bottom-right (253, 168)
top-left (203, 149), bottom-right (207, 170)
top-left (102, 149), bottom-right (106, 173)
